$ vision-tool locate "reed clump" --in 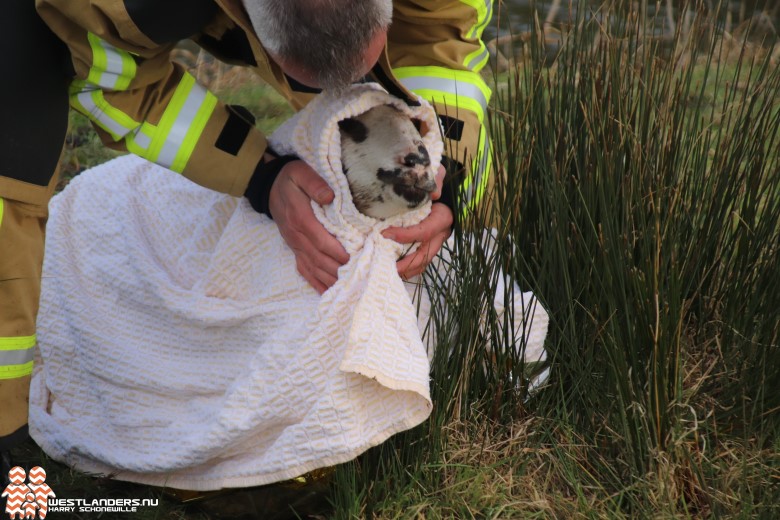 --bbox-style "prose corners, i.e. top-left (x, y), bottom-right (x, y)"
top-left (331, 1), bottom-right (780, 517)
